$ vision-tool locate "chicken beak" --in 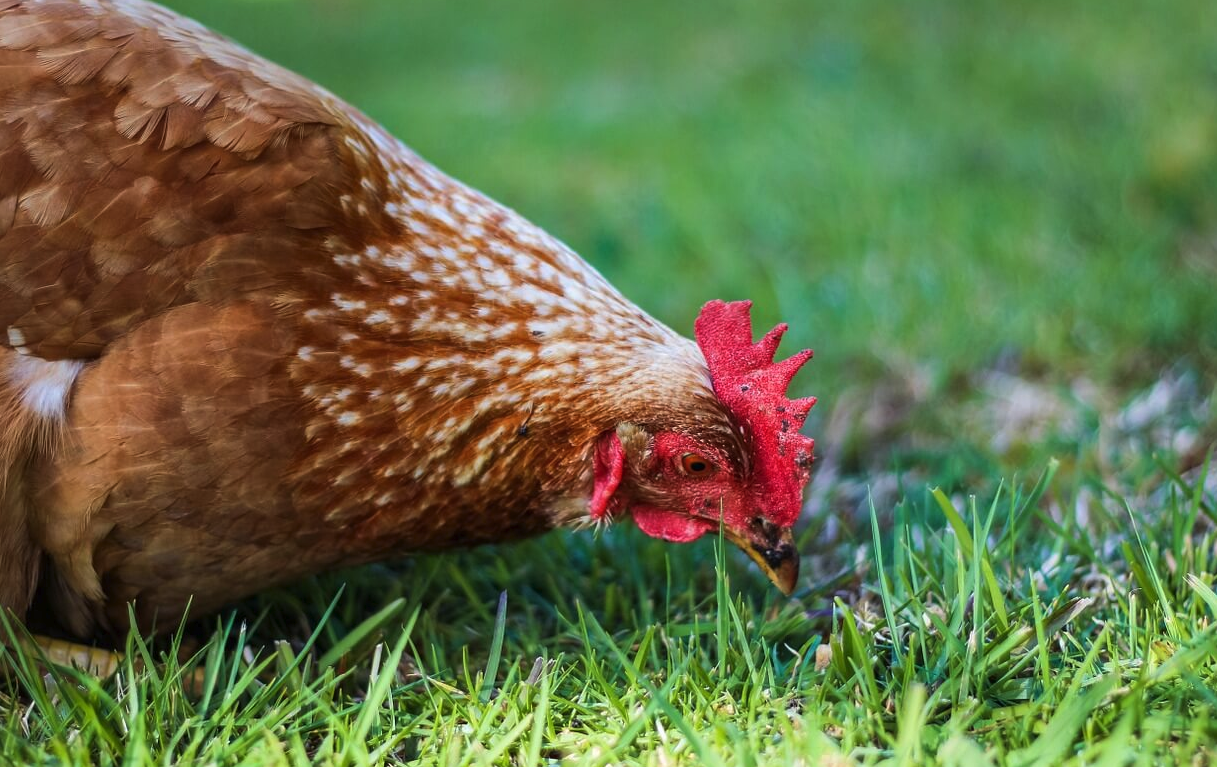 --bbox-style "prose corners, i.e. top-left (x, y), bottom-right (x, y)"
top-left (724, 521), bottom-right (800, 596)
